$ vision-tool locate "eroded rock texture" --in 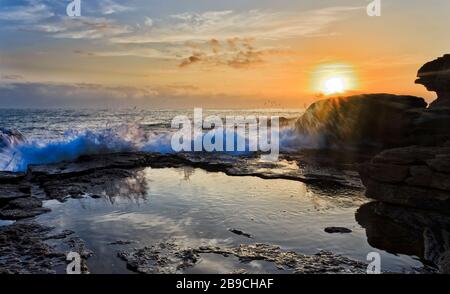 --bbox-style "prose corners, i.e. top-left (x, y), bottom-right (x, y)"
top-left (359, 144), bottom-right (450, 214)
top-left (118, 243), bottom-right (368, 274)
